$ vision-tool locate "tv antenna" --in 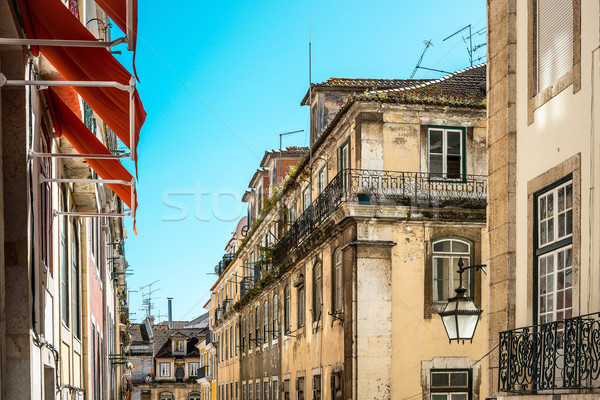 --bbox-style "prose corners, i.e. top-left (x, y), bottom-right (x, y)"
top-left (410, 40), bottom-right (434, 79)
top-left (443, 24), bottom-right (487, 66)
top-left (140, 280), bottom-right (160, 319)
